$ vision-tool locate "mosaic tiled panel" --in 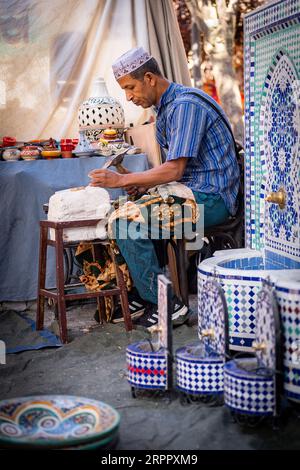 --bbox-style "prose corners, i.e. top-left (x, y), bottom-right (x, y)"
top-left (244, 0), bottom-right (300, 268)
top-left (198, 268), bottom-right (261, 352)
top-left (275, 284), bottom-right (300, 402)
top-left (198, 279), bottom-right (227, 356)
top-left (255, 285), bottom-right (278, 371)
